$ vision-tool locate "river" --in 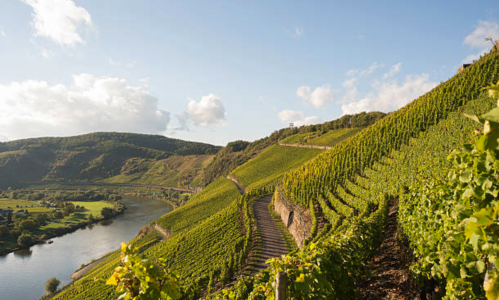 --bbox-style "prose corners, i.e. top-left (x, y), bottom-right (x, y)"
top-left (0, 197), bottom-right (173, 300)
